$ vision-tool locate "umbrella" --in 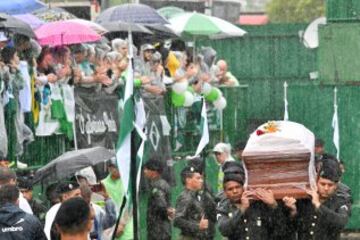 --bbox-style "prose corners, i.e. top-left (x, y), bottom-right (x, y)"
top-left (100, 21), bottom-right (153, 34)
top-left (33, 146), bottom-right (114, 183)
top-left (0, 0), bottom-right (45, 15)
top-left (66, 19), bottom-right (108, 35)
top-left (0, 13), bottom-right (36, 38)
top-left (33, 7), bottom-right (77, 22)
top-left (96, 3), bottom-right (169, 25)
top-left (302, 17), bottom-right (326, 49)
top-left (168, 12), bottom-right (246, 40)
top-left (157, 6), bottom-right (185, 20)
top-left (13, 14), bottom-right (44, 30)
top-left (143, 24), bottom-right (179, 41)
top-left (35, 21), bottom-right (101, 47)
